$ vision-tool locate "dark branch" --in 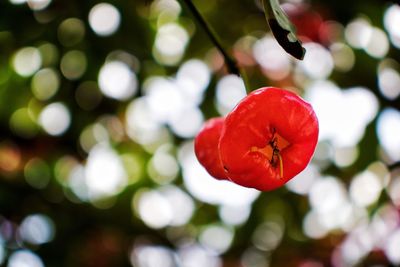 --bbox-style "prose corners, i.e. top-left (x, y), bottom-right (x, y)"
top-left (180, 0), bottom-right (240, 76)
top-left (388, 161), bottom-right (400, 171)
